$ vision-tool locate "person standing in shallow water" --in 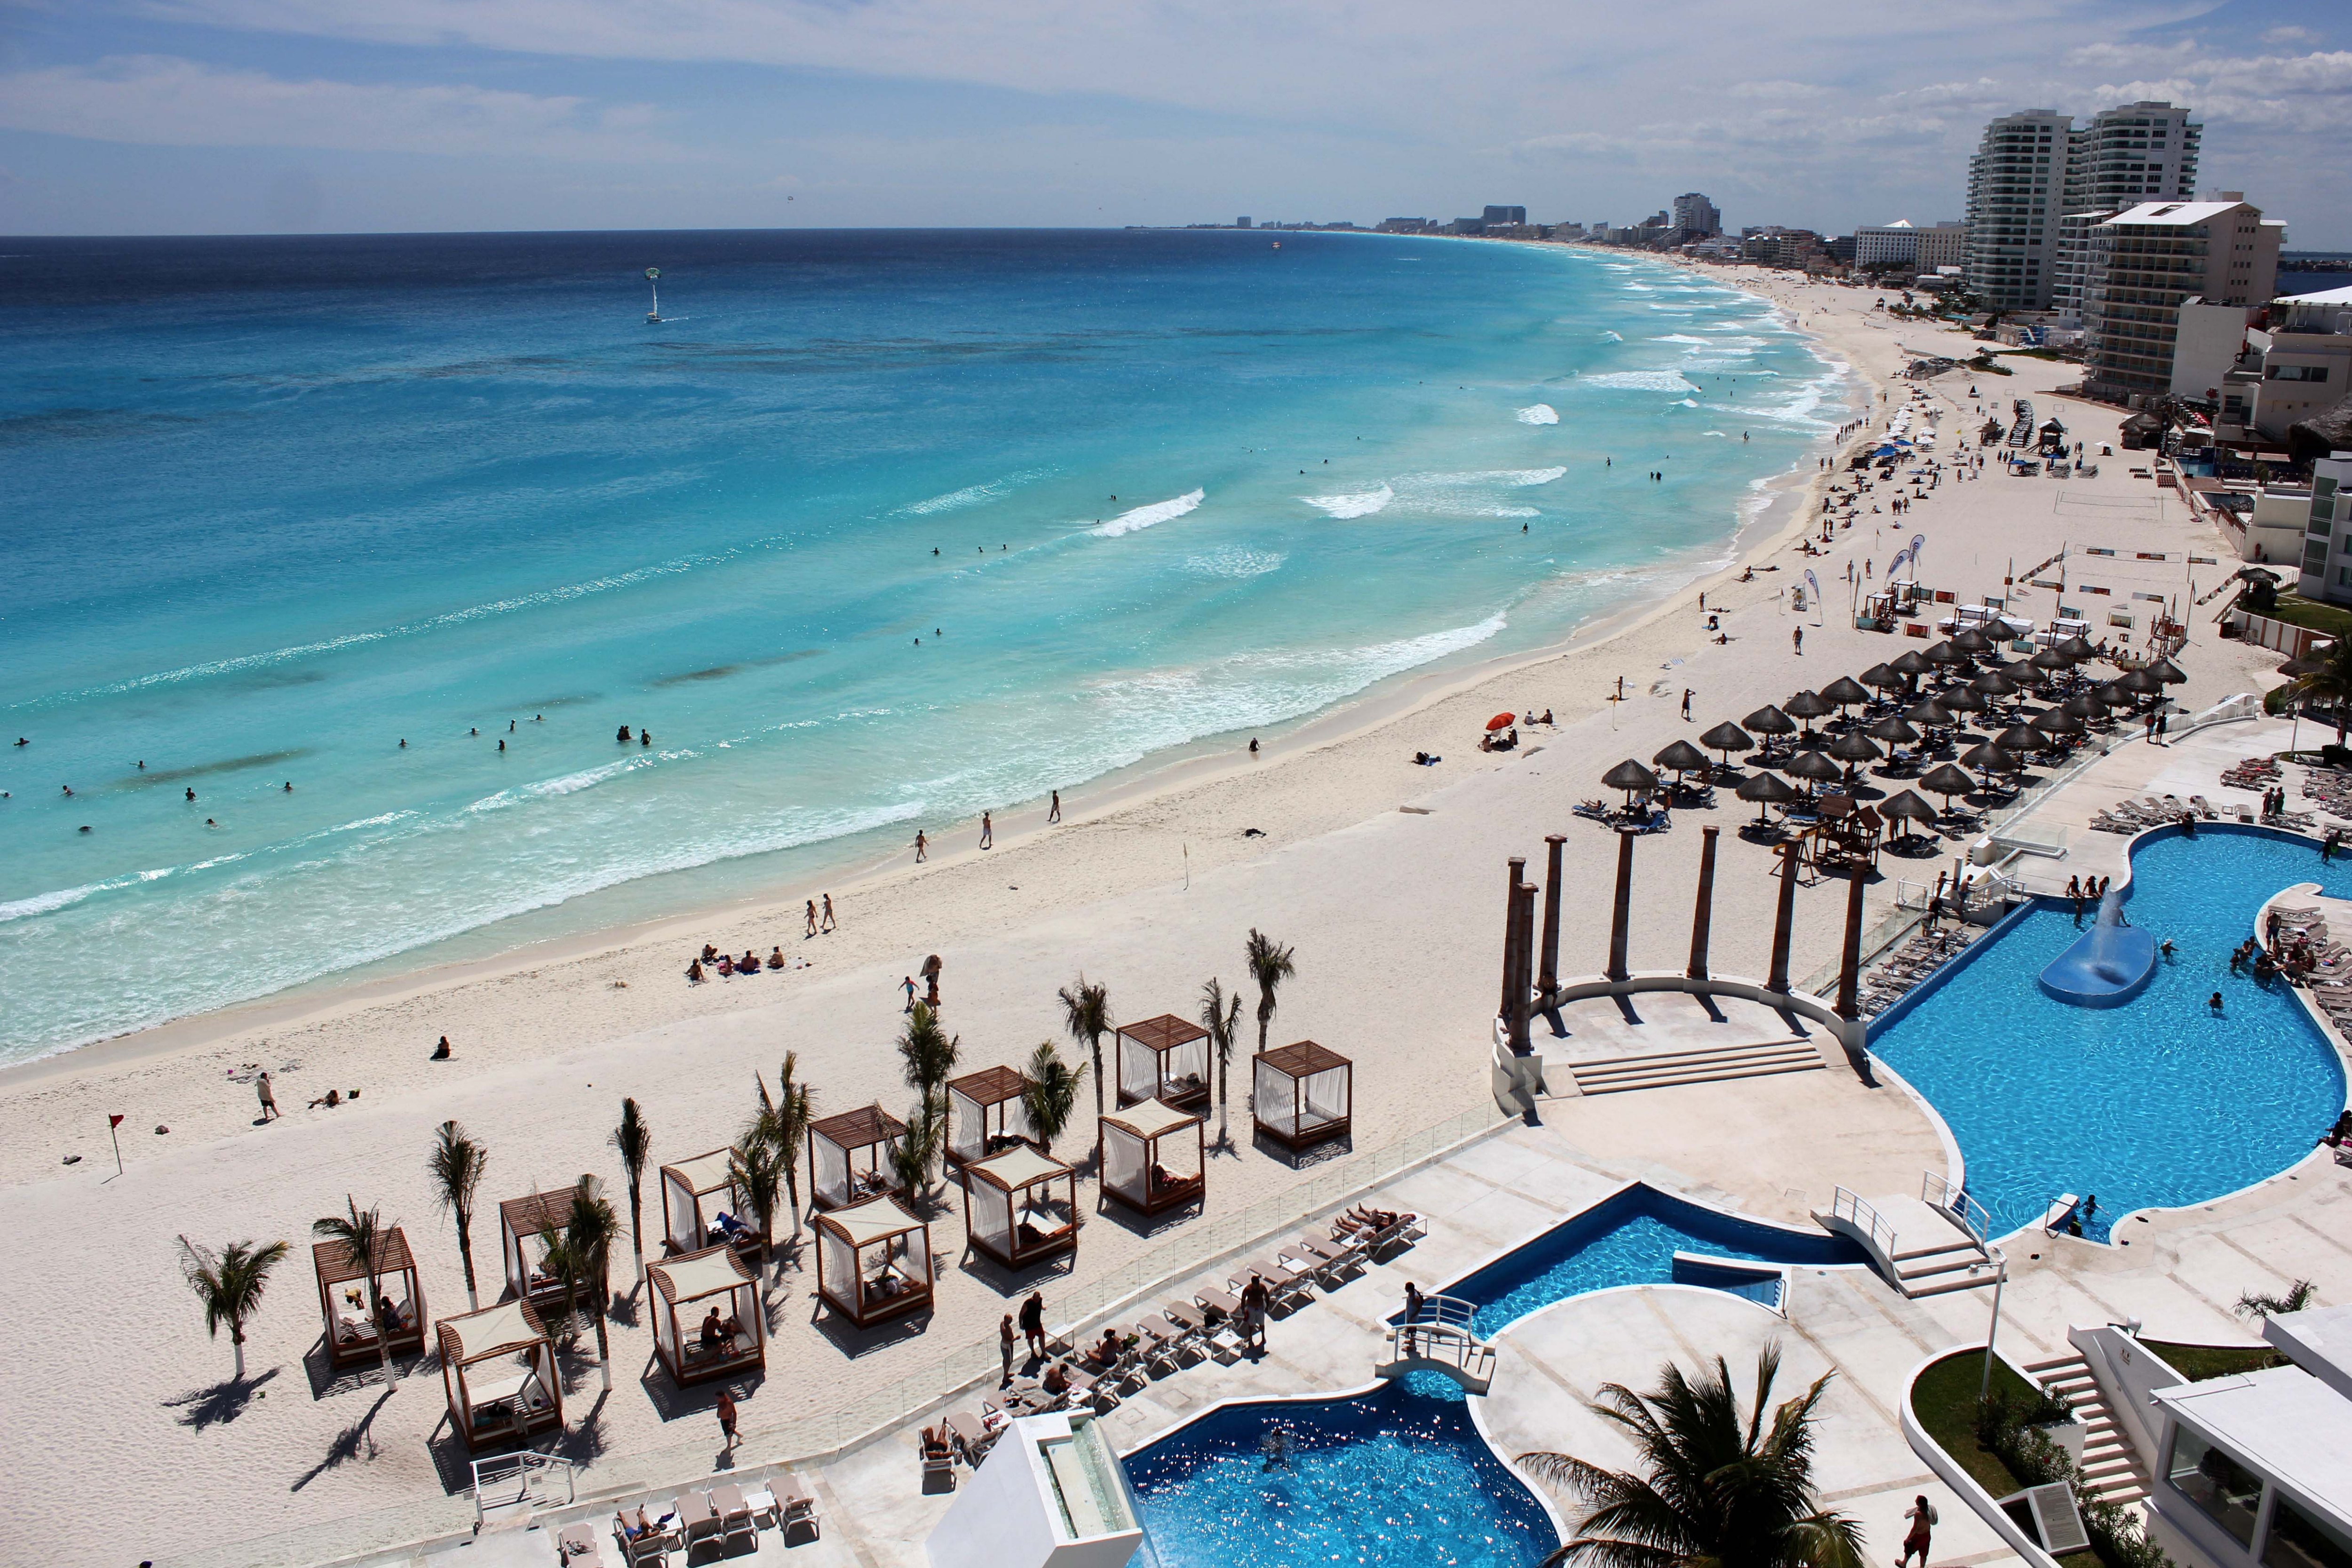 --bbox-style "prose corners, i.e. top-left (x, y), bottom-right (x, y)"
top-left (979, 812), bottom-right (993, 850)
